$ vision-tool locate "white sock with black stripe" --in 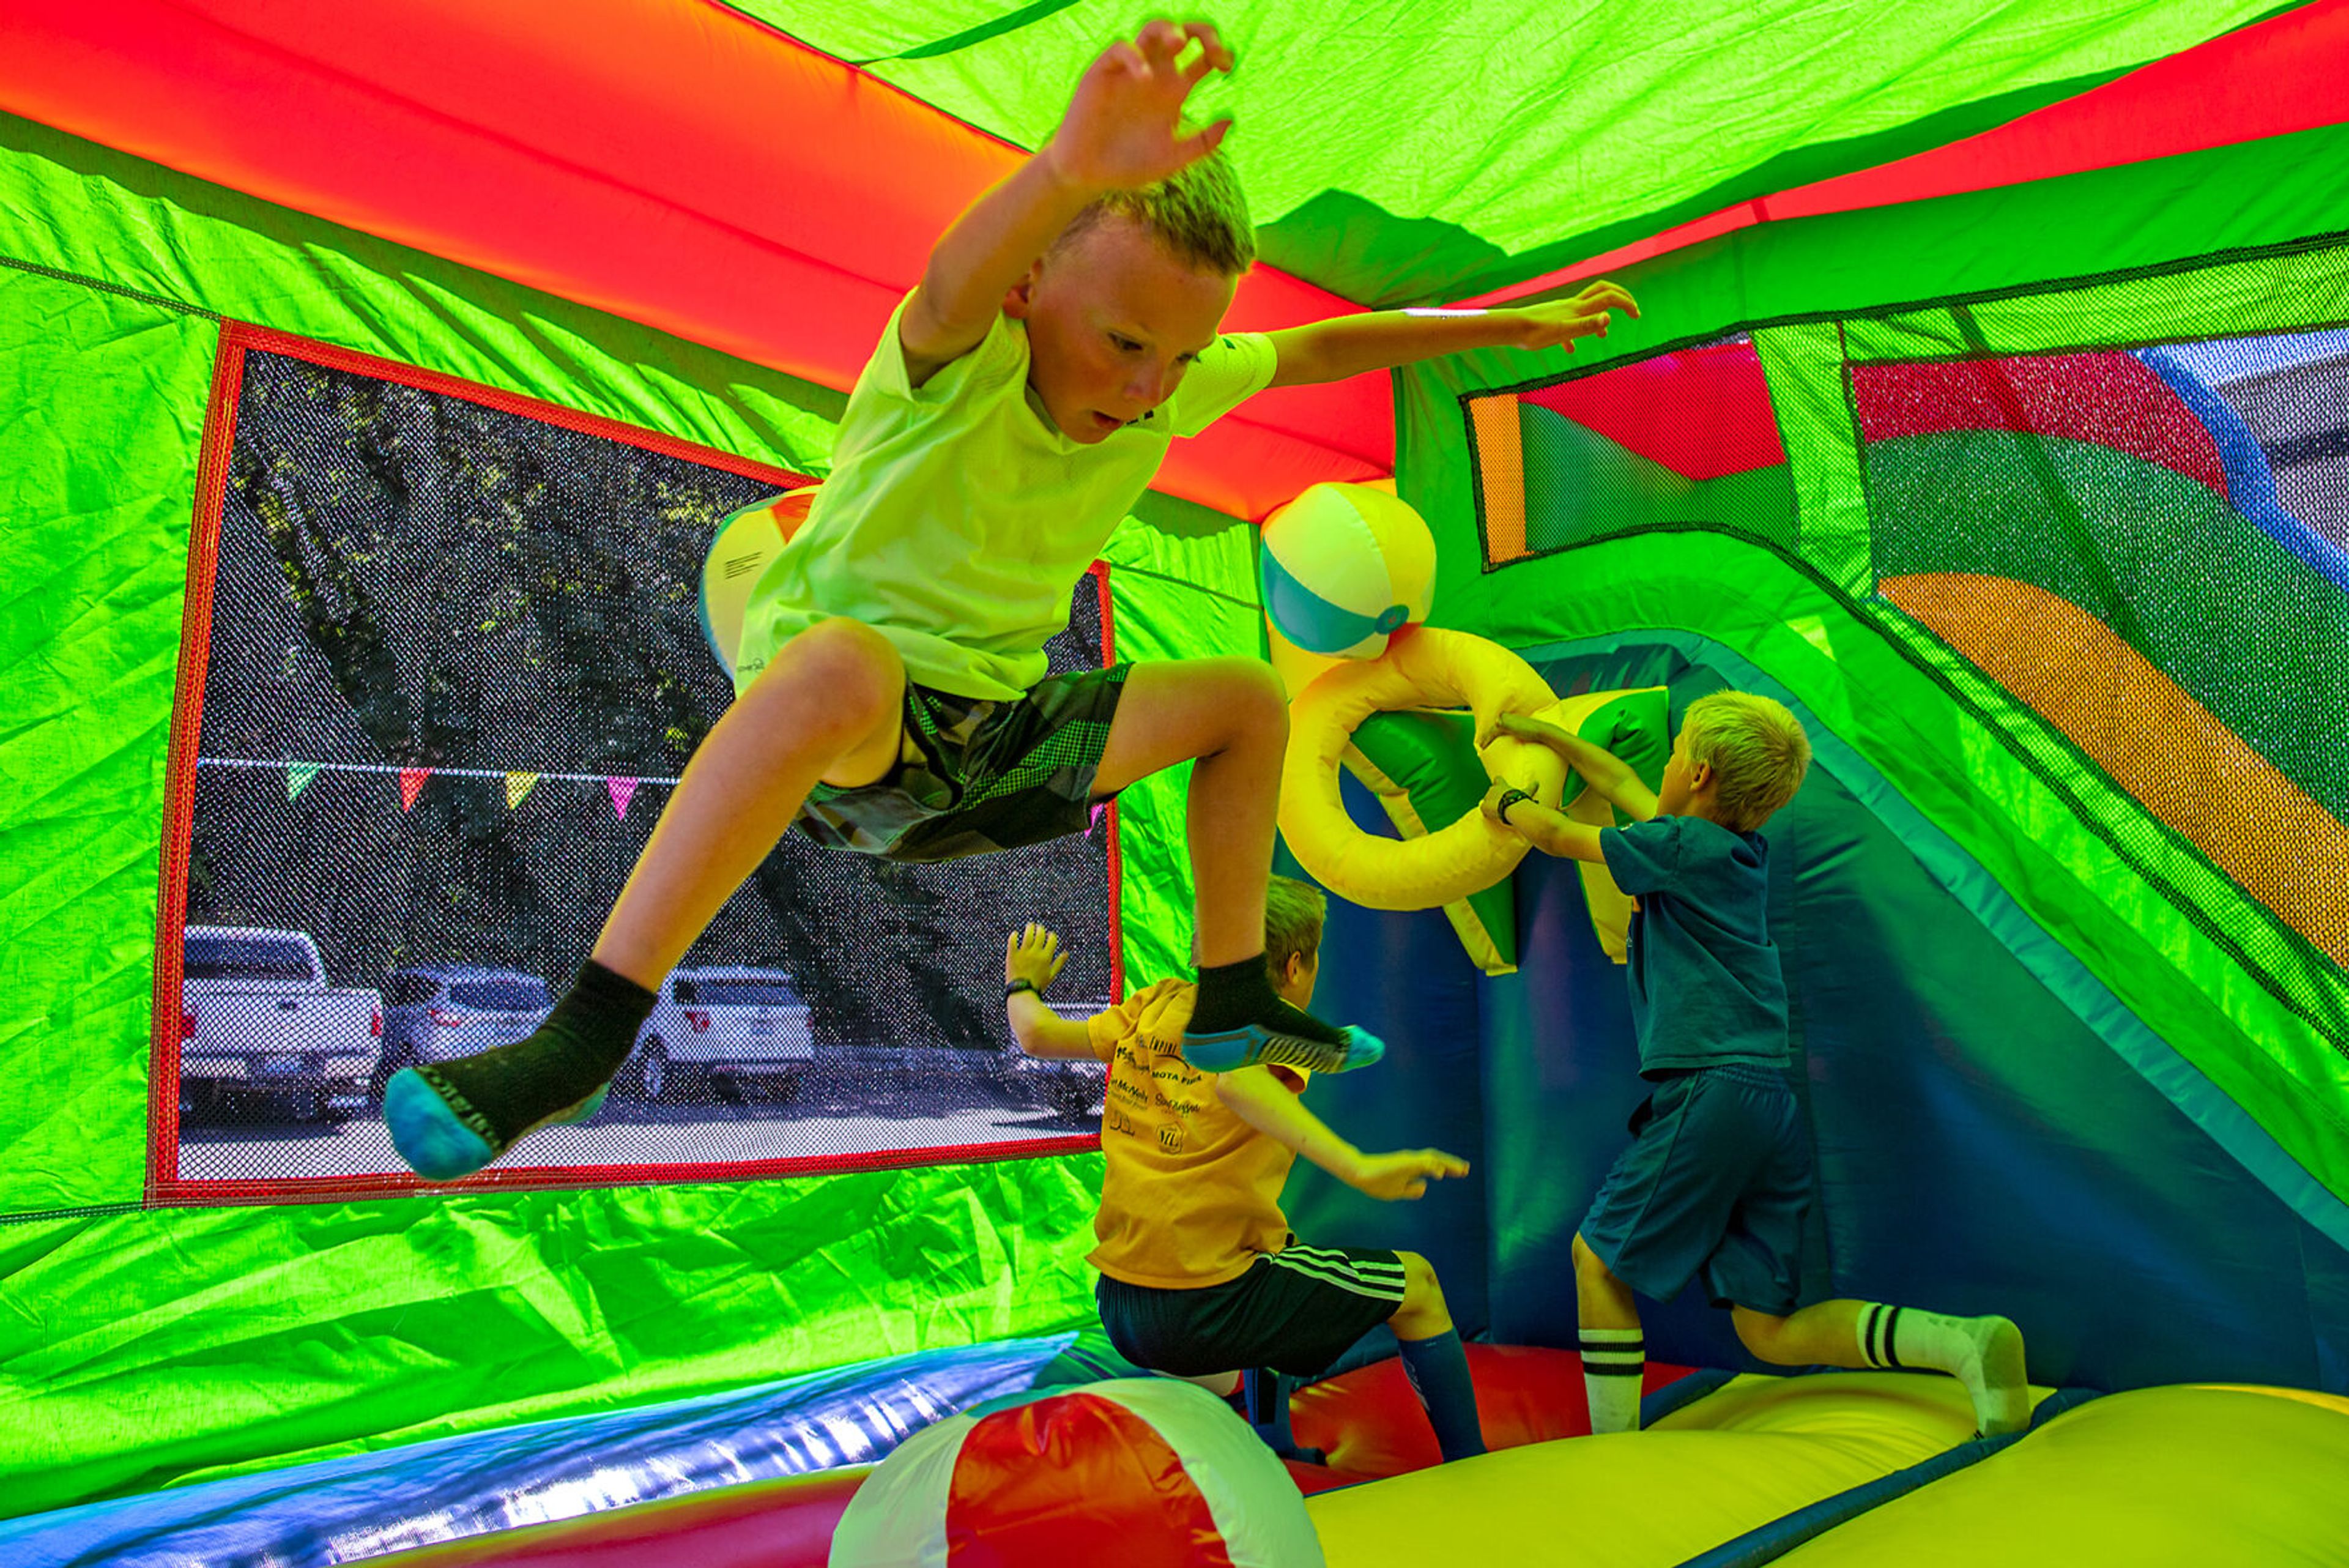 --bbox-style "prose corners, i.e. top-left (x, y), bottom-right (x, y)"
top-left (1855, 1303), bottom-right (2031, 1436)
top-left (1579, 1326), bottom-right (1644, 1434)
